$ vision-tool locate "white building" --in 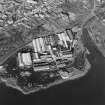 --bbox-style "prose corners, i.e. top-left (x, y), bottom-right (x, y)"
top-left (21, 53), bottom-right (32, 66)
